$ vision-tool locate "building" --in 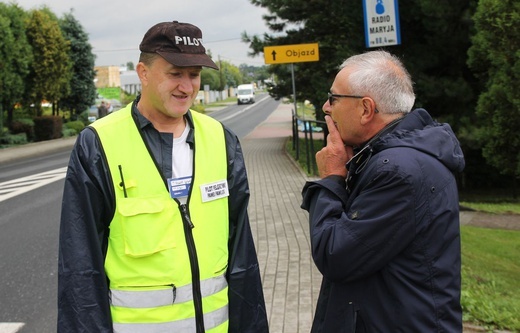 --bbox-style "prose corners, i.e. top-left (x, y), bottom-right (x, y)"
top-left (120, 70), bottom-right (141, 95)
top-left (94, 66), bottom-right (121, 88)
top-left (94, 66), bottom-right (141, 95)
